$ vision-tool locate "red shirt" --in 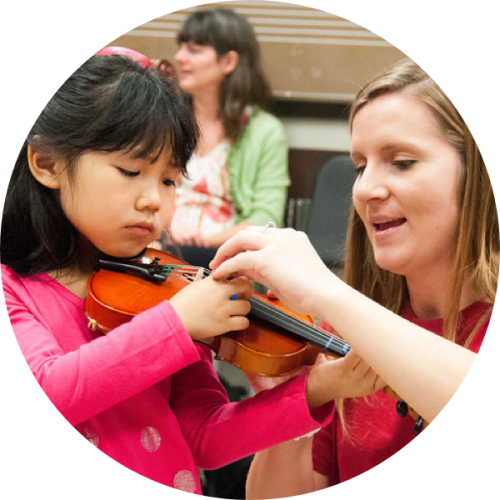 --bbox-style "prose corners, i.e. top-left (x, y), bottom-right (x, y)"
top-left (312, 301), bottom-right (491, 485)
